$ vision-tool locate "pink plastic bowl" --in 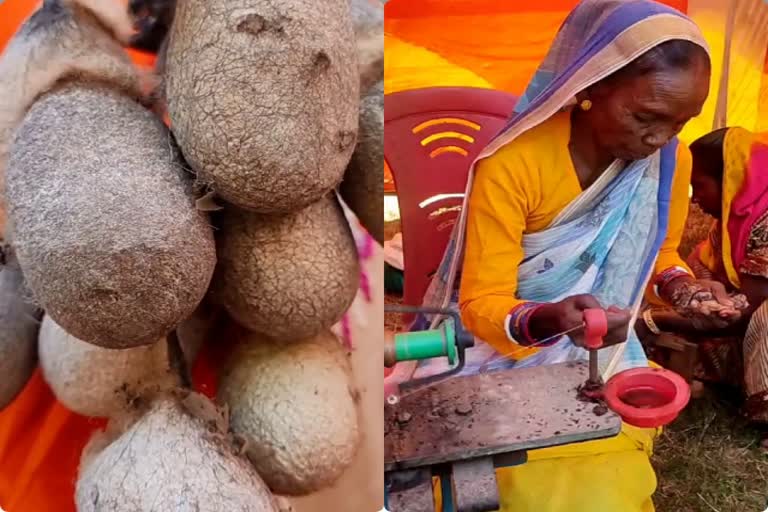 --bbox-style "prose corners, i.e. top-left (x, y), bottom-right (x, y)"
top-left (603, 367), bottom-right (691, 428)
